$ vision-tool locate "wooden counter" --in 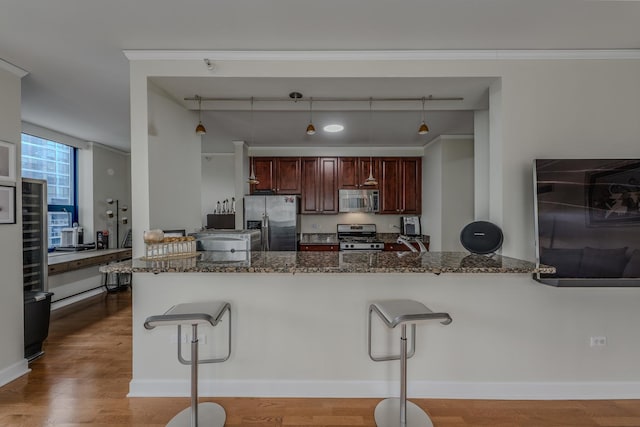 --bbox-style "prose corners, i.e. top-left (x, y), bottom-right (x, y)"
top-left (48, 248), bottom-right (132, 276)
